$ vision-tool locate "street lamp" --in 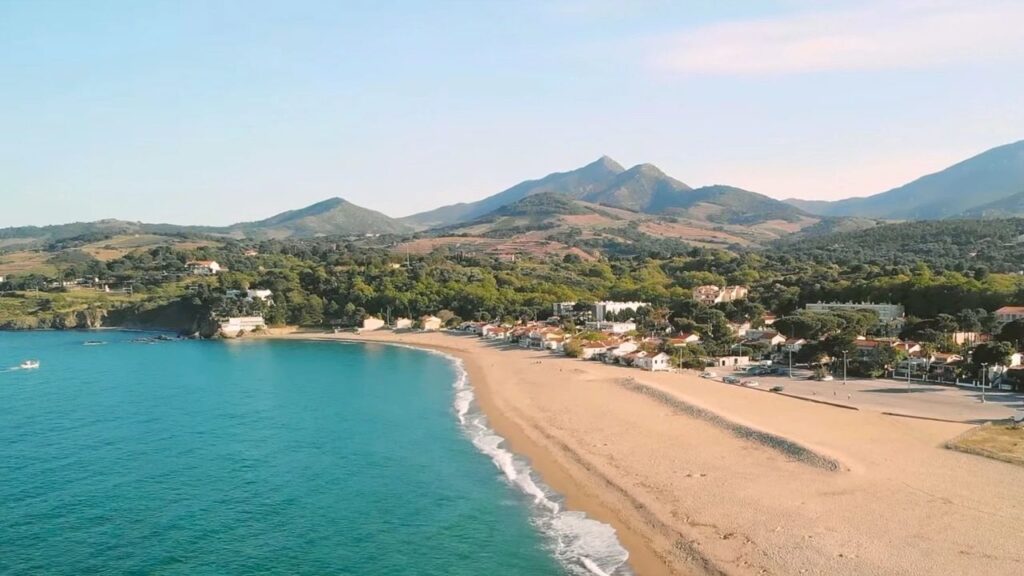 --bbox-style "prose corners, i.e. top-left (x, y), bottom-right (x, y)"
top-left (981, 362), bottom-right (988, 404)
top-left (842, 351), bottom-right (847, 386)
top-left (906, 356), bottom-right (912, 393)
top-left (788, 348), bottom-right (793, 380)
